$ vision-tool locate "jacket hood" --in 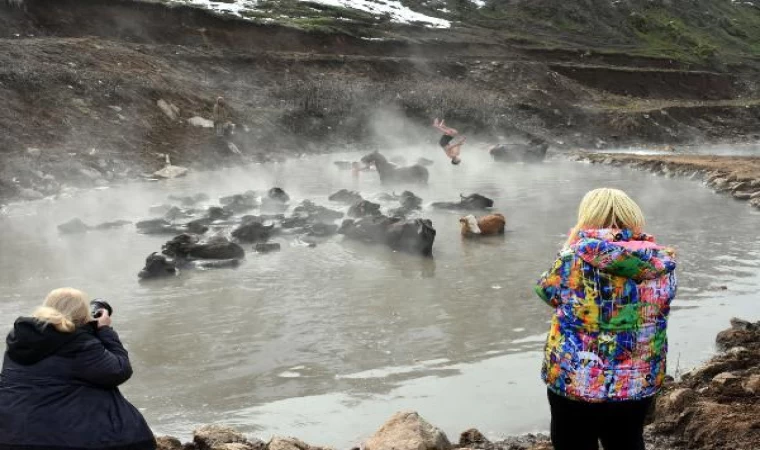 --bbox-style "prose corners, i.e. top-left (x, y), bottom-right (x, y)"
top-left (570, 228), bottom-right (677, 281)
top-left (5, 317), bottom-right (94, 365)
